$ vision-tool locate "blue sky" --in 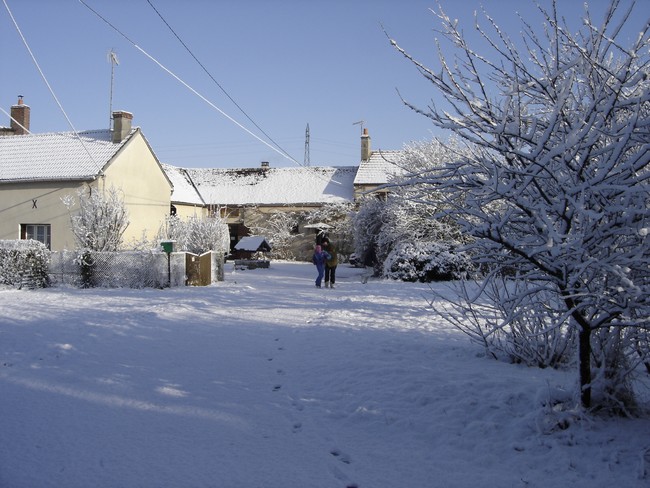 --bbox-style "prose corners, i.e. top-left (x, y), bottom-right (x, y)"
top-left (1, 0), bottom-right (642, 169)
